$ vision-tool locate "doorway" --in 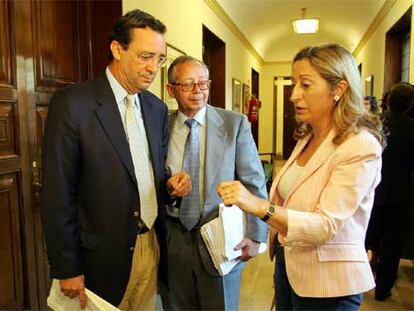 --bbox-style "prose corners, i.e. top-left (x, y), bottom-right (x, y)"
top-left (282, 85), bottom-right (295, 159)
top-left (251, 68), bottom-right (260, 146)
top-left (273, 77), bottom-right (294, 160)
top-left (384, 7), bottom-right (411, 93)
top-left (202, 25), bottom-right (225, 109)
